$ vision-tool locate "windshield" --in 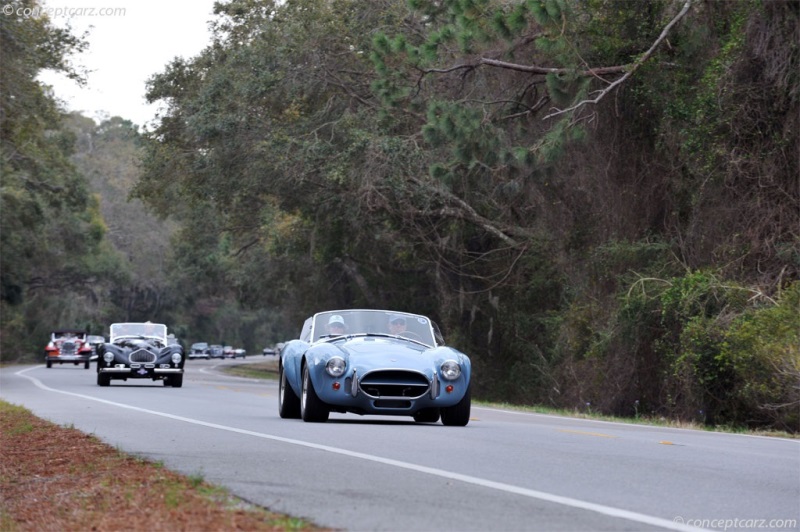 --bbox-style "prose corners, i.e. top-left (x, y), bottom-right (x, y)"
top-left (110, 323), bottom-right (167, 343)
top-left (311, 310), bottom-right (438, 347)
top-left (52, 331), bottom-right (86, 342)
